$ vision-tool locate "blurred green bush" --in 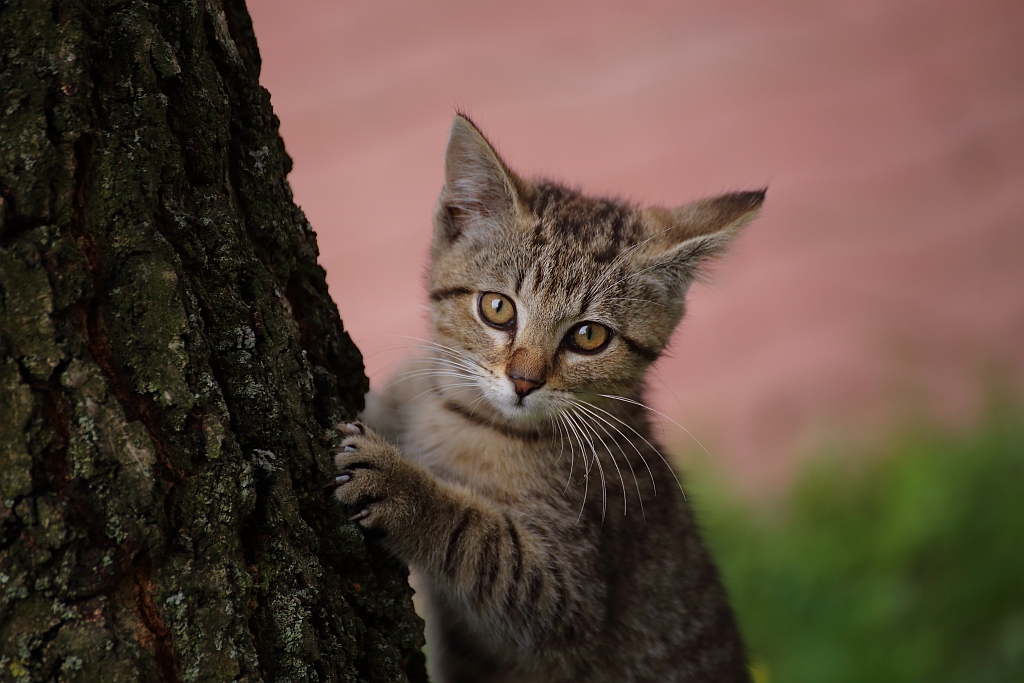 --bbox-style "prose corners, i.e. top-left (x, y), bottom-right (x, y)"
top-left (692, 401), bottom-right (1024, 683)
